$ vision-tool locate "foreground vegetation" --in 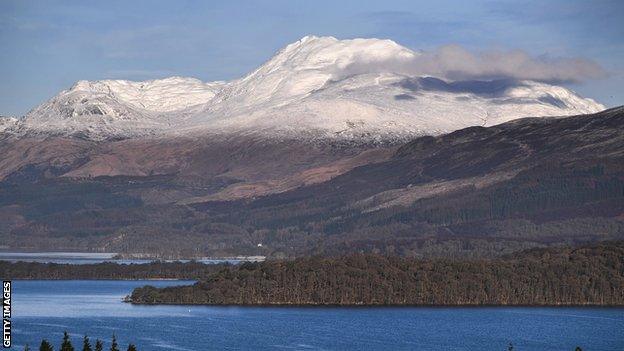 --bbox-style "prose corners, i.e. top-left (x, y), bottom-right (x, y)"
top-left (128, 241), bottom-right (624, 306)
top-left (23, 333), bottom-right (584, 350)
top-left (25, 332), bottom-right (136, 351)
